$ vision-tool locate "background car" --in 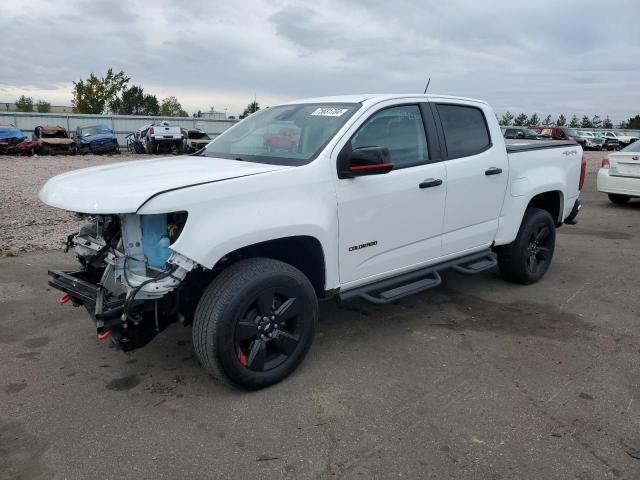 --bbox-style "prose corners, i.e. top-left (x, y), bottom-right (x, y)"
top-left (529, 126), bottom-right (585, 148)
top-left (139, 121), bottom-right (184, 154)
top-left (577, 131), bottom-right (606, 150)
top-left (182, 128), bottom-right (211, 153)
top-left (597, 140), bottom-right (640, 204)
top-left (591, 131), bottom-right (619, 150)
top-left (32, 125), bottom-right (75, 155)
top-left (600, 131), bottom-right (639, 149)
top-left (74, 124), bottom-right (120, 154)
top-left (0, 125), bottom-right (27, 154)
top-left (502, 126), bottom-right (549, 140)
